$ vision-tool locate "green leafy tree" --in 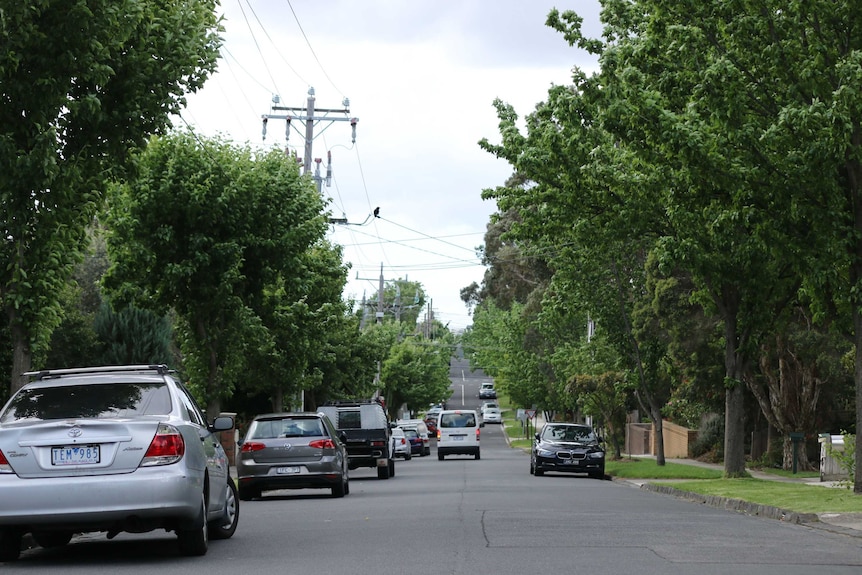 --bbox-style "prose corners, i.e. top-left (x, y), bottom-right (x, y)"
top-left (546, 2), bottom-right (856, 478)
top-left (93, 302), bottom-right (174, 366)
top-left (104, 132), bottom-right (327, 418)
top-left (242, 240), bottom-right (349, 412)
top-left (1, 0), bottom-right (221, 392)
top-left (380, 338), bottom-right (452, 418)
